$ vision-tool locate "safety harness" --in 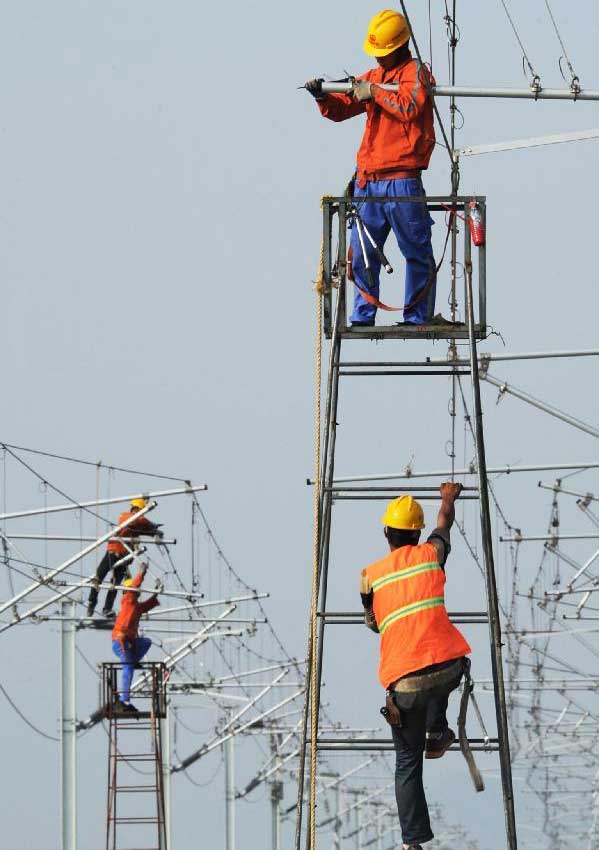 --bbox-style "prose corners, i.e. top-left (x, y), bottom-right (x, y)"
top-left (457, 658), bottom-right (485, 792)
top-left (344, 177), bottom-right (454, 314)
top-left (383, 657), bottom-right (485, 793)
